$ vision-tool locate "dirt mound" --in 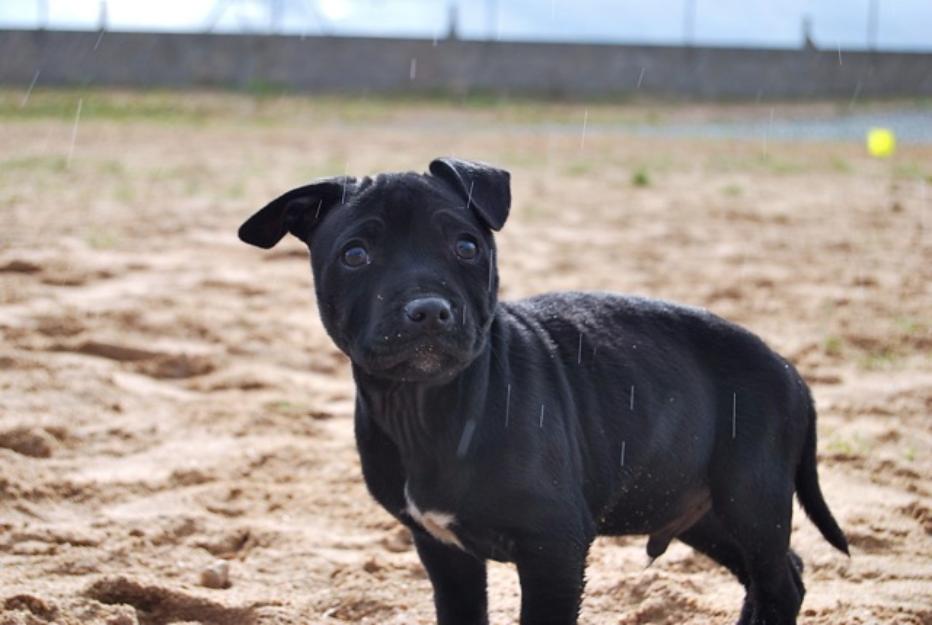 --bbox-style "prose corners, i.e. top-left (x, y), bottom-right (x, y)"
top-left (84, 577), bottom-right (256, 625)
